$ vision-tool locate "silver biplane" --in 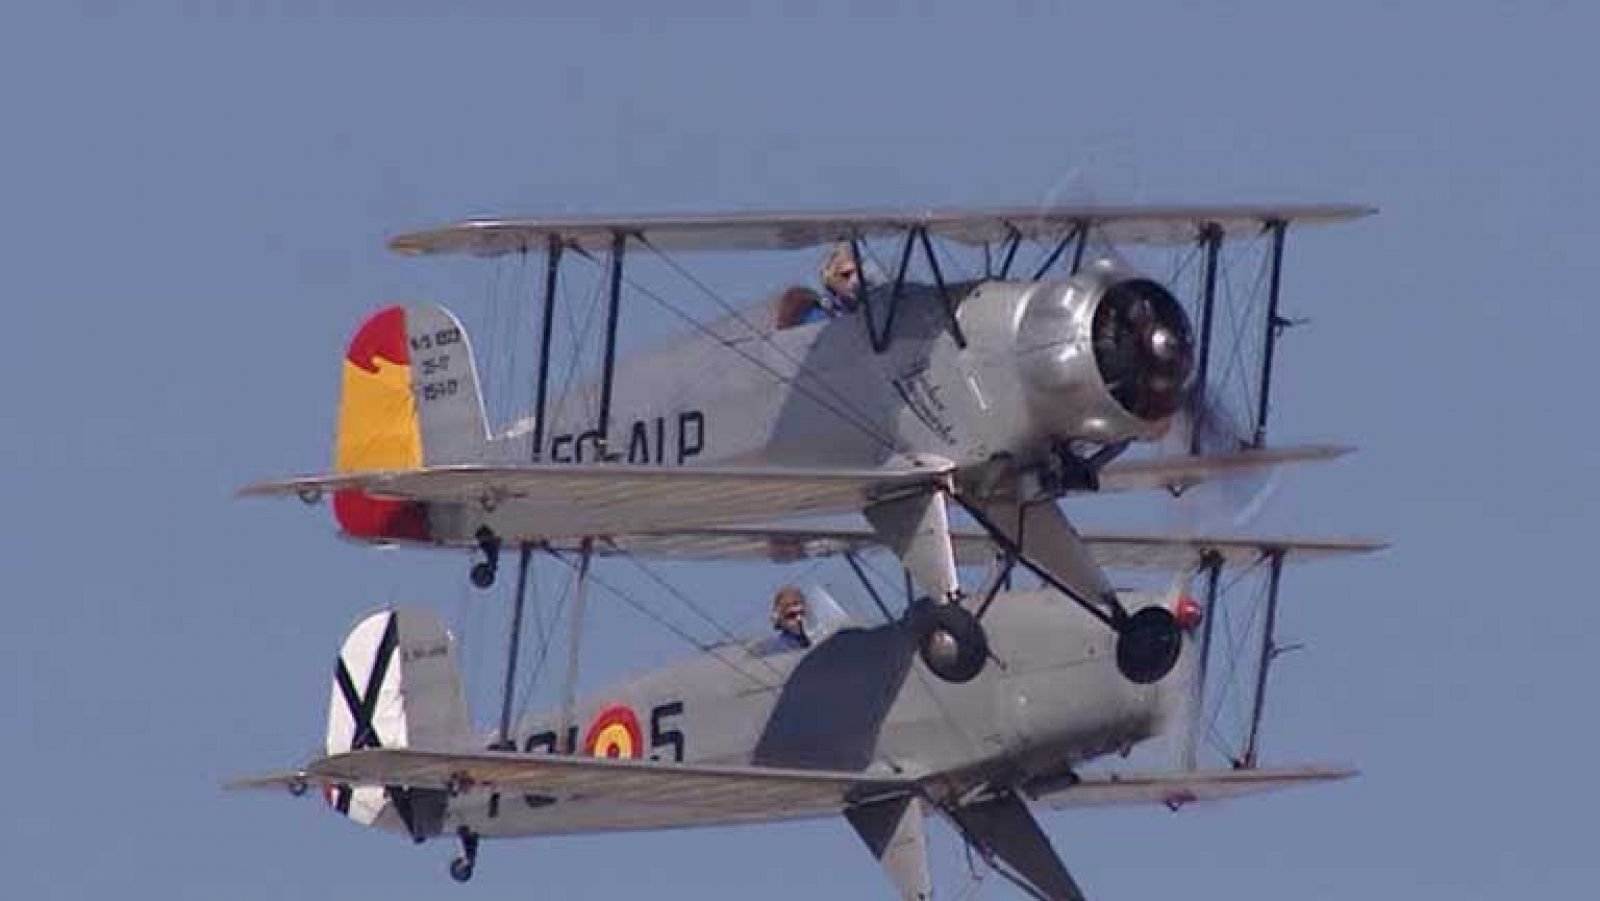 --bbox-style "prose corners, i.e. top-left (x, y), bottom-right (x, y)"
top-left (237, 204), bottom-right (1382, 898)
